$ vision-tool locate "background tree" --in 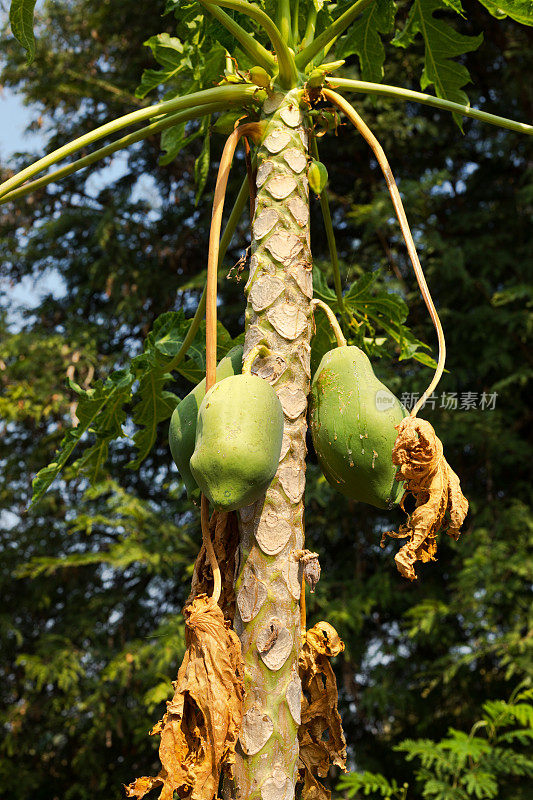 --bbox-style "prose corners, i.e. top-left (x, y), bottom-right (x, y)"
top-left (0, 1), bottom-right (531, 799)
